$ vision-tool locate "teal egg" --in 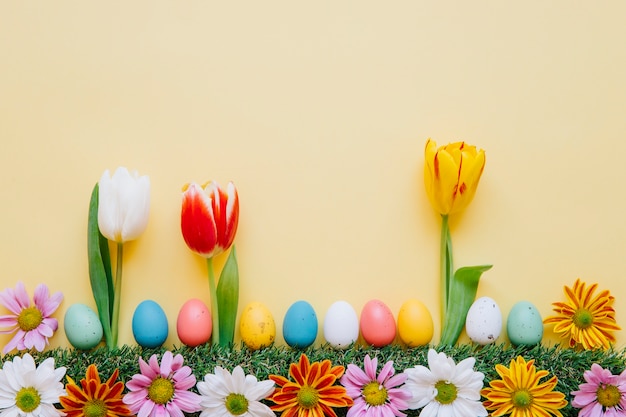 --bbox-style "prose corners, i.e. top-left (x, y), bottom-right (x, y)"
top-left (132, 300), bottom-right (168, 348)
top-left (283, 300), bottom-right (318, 349)
top-left (64, 303), bottom-right (103, 350)
top-left (506, 301), bottom-right (543, 346)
